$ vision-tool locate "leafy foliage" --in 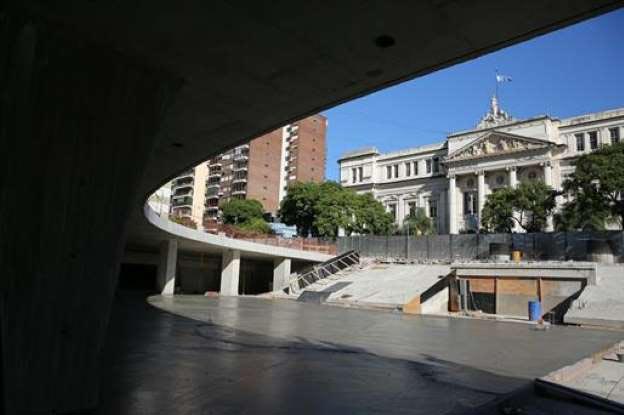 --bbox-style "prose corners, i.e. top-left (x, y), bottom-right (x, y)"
top-left (169, 215), bottom-right (197, 229)
top-left (237, 217), bottom-right (271, 234)
top-left (279, 181), bottom-right (393, 237)
top-left (558, 142), bottom-right (624, 230)
top-left (481, 181), bottom-right (556, 233)
top-left (402, 207), bottom-right (434, 235)
top-left (221, 199), bottom-right (264, 225)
